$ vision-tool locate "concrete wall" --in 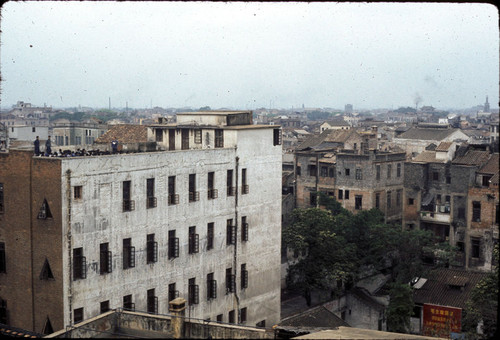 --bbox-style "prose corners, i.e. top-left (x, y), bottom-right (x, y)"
top-left (59, 127), bottom-right (281, 328)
